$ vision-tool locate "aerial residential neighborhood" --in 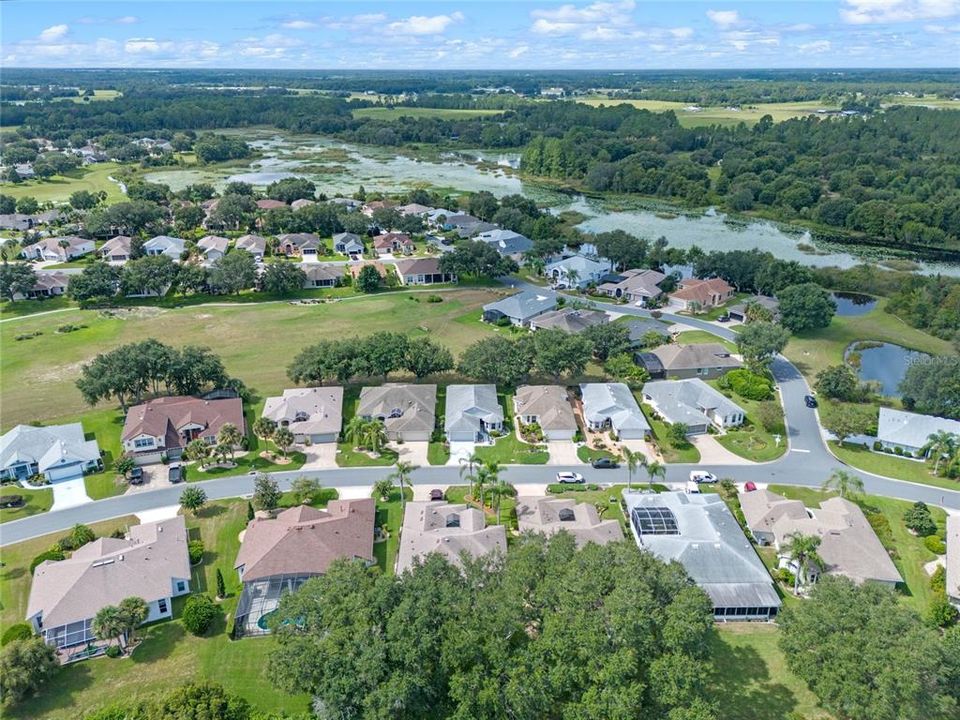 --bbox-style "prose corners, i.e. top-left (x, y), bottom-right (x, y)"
top-left (1, 5), bottom-right (959, 720)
